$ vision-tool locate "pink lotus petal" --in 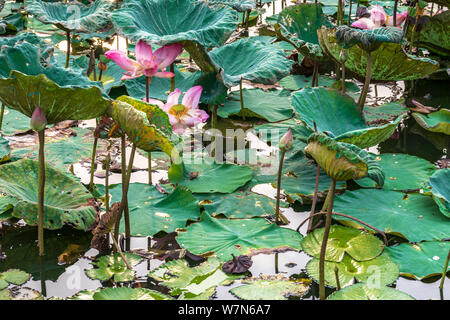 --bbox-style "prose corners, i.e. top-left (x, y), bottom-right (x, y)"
top-left (182, 85), bottom-right (202, 109)
top-left (351, 18), bottom-right (375, 30)
top-left (166, 89), bottom-right (181, 108)
top-left (198, 109), bottom-right (209, 122)
top-left (142, 64), bottom-right (159, 78)
top-left (154, 71), bottom-right (175, 78)
top-left (121, 72), bottom-right (142, 80)
top-left (387, 11), bottom-right (408, 26)
top-left (154, 44), bottom-right (183, 70)
top-left (172, 122), bottom-right (187, 135)
top-left (105, 50), bottom-right (139, 72)
top-left (370, 5), bottom-right (386, 27)
top-left (135, 40), bottom-right (154, 66)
